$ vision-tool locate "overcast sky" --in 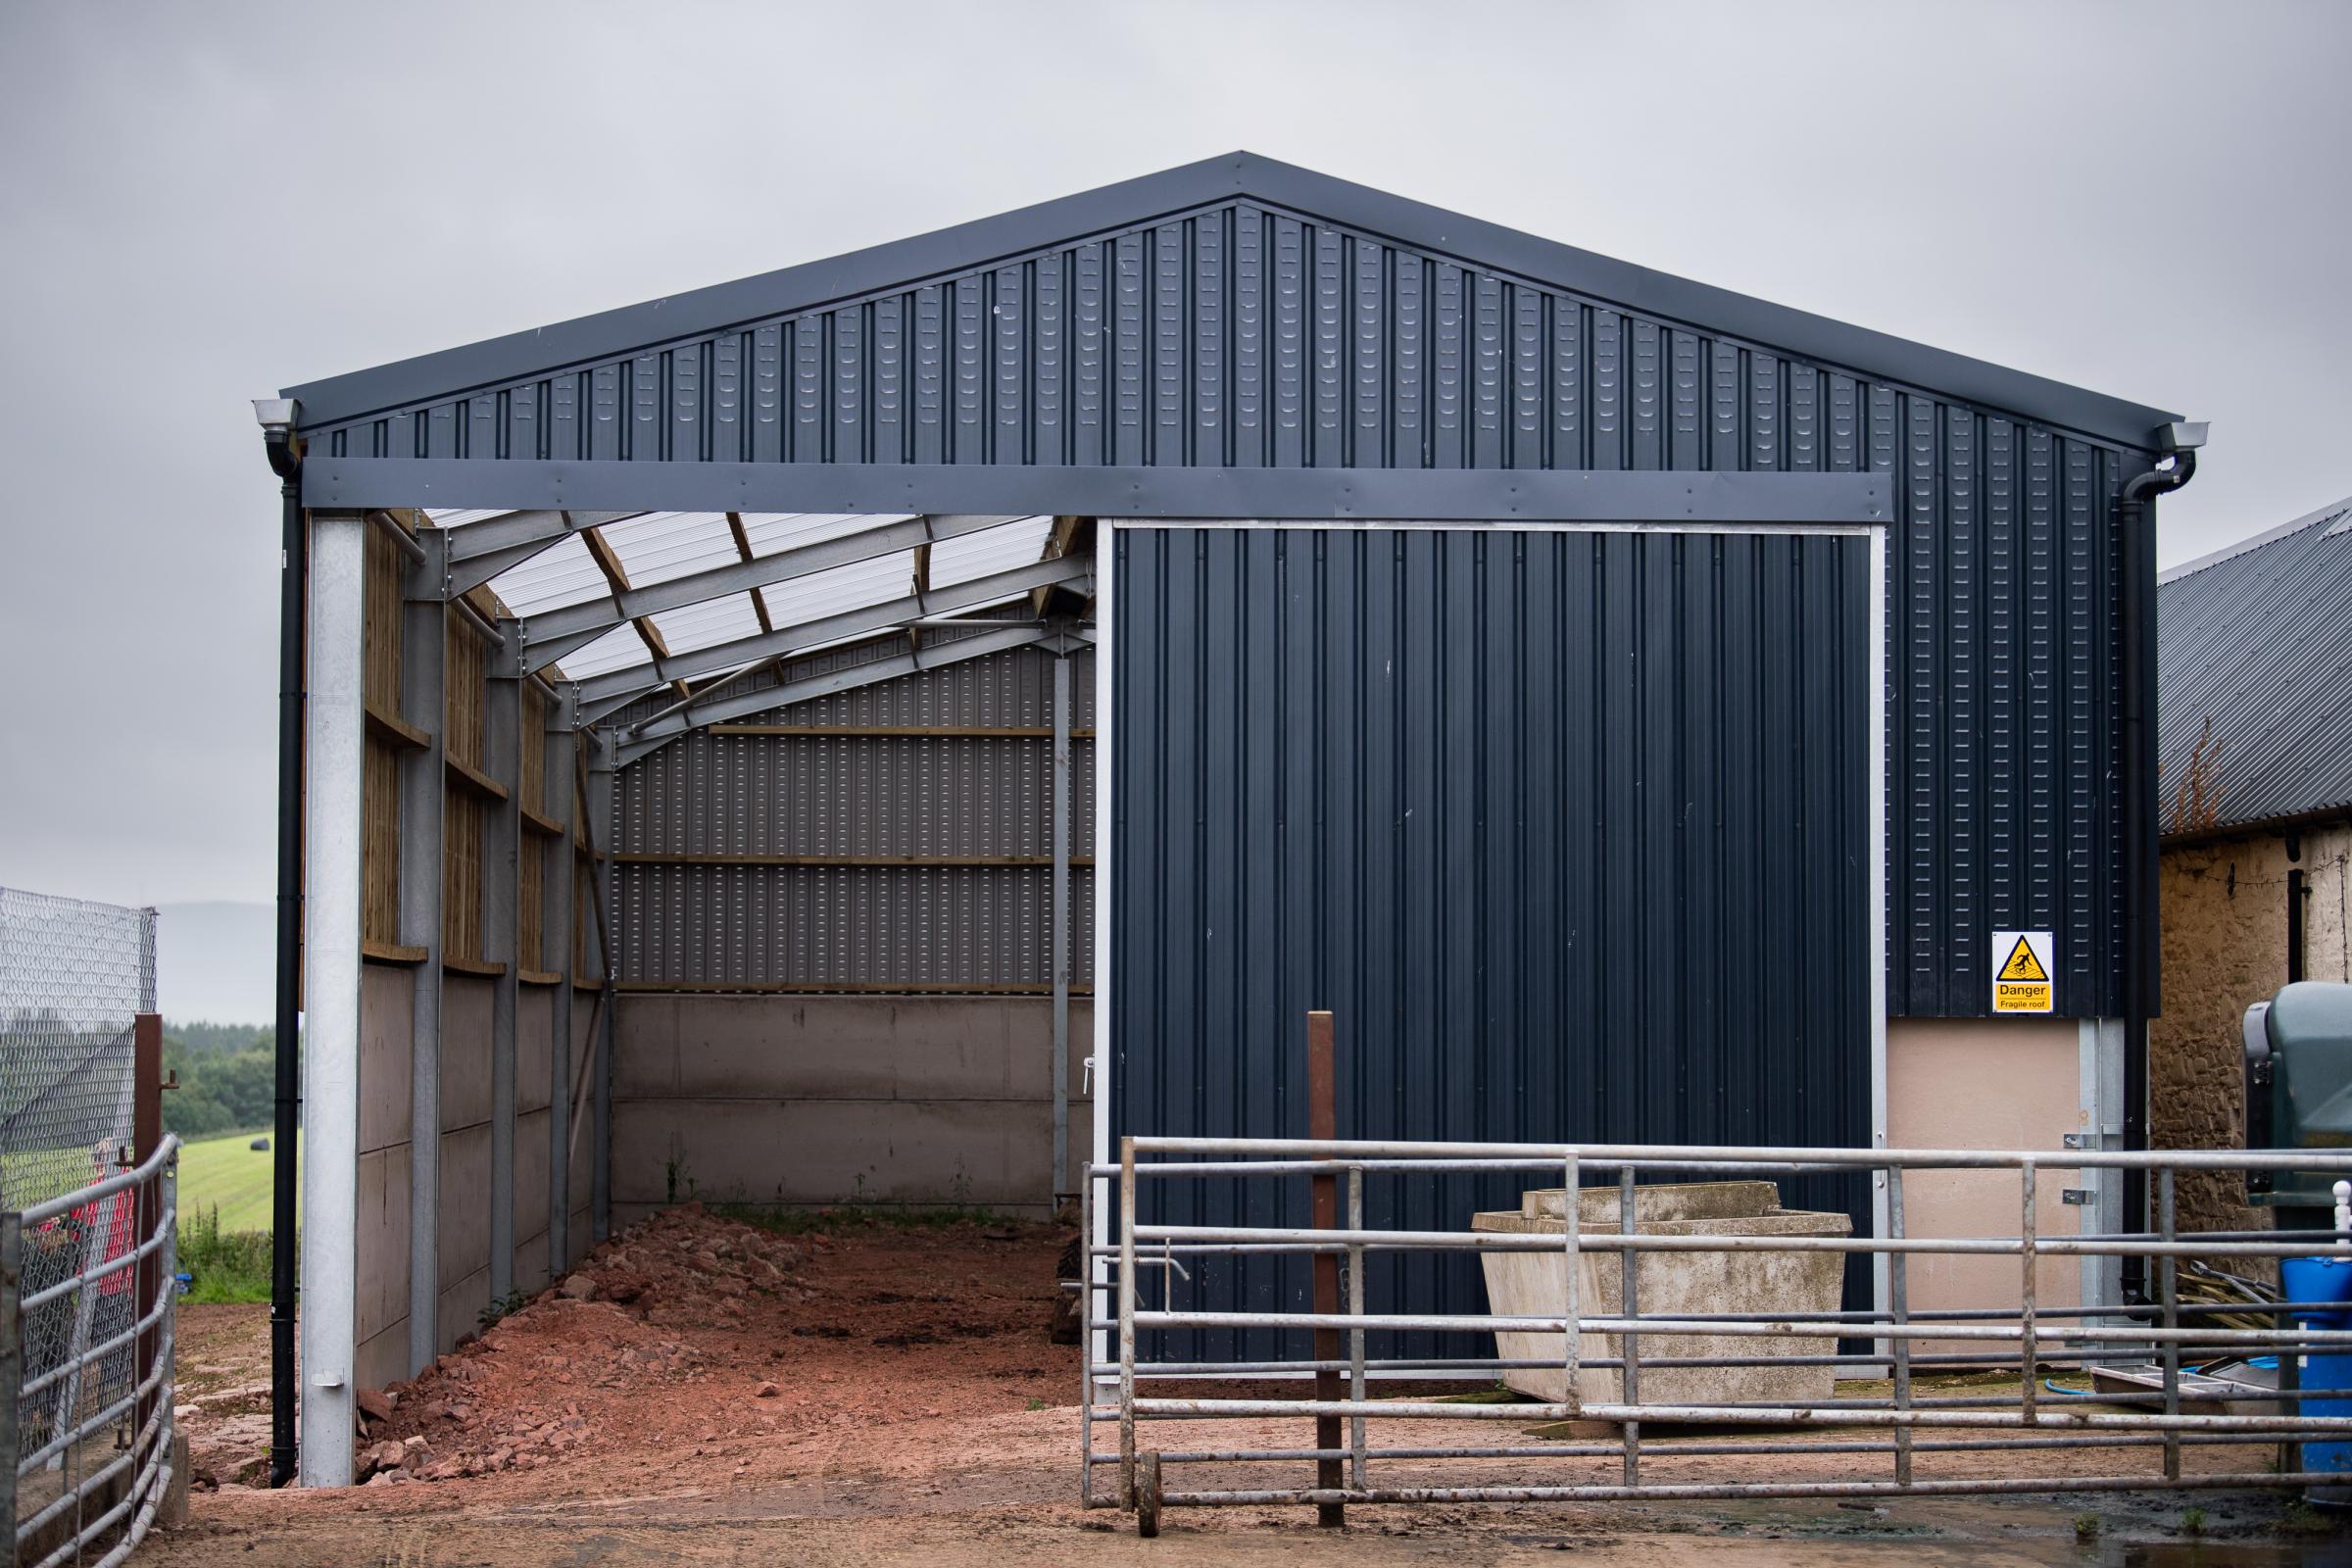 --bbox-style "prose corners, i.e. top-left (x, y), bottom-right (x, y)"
top-left (2, 0), bottom-right (2346, 911)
